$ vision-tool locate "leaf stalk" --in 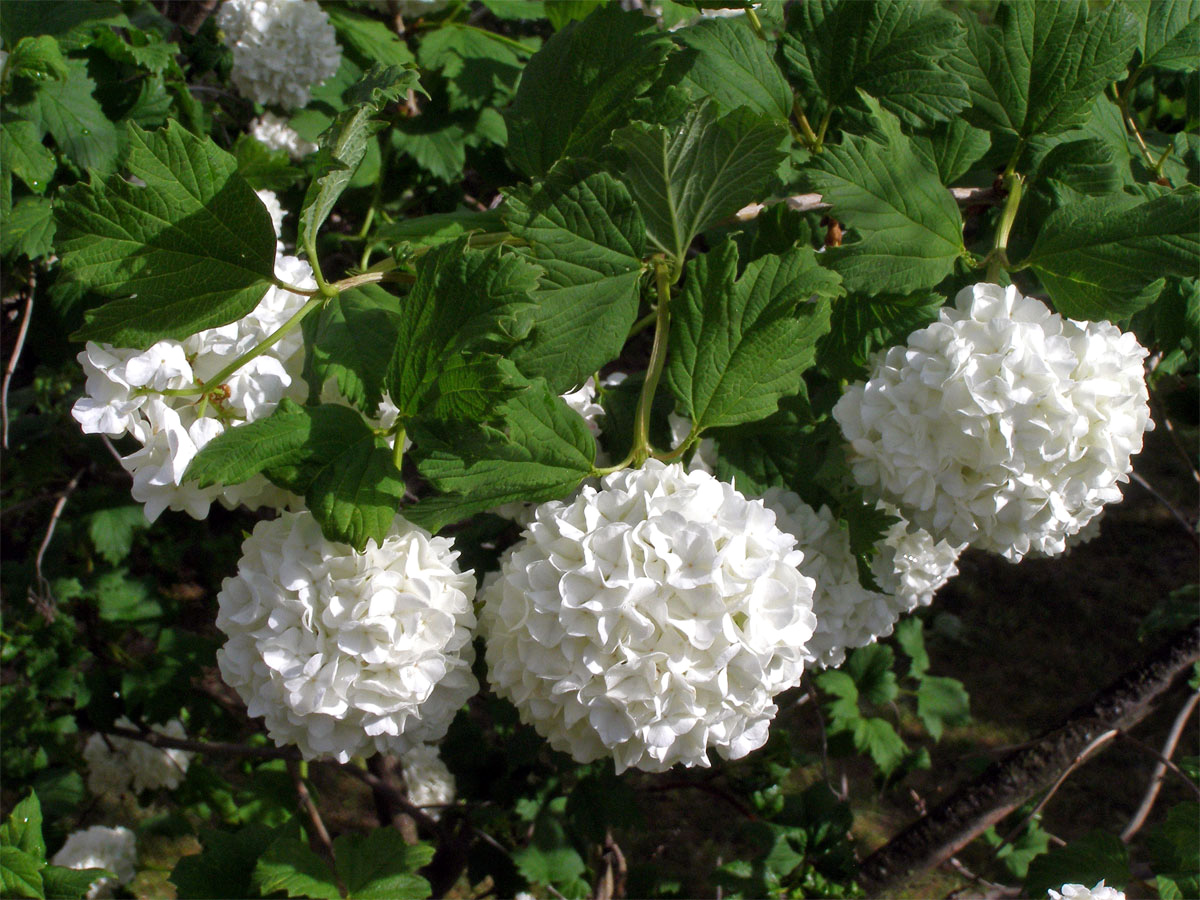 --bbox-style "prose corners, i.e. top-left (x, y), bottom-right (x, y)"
top-left (631, 259), bottom-right (673, 466)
